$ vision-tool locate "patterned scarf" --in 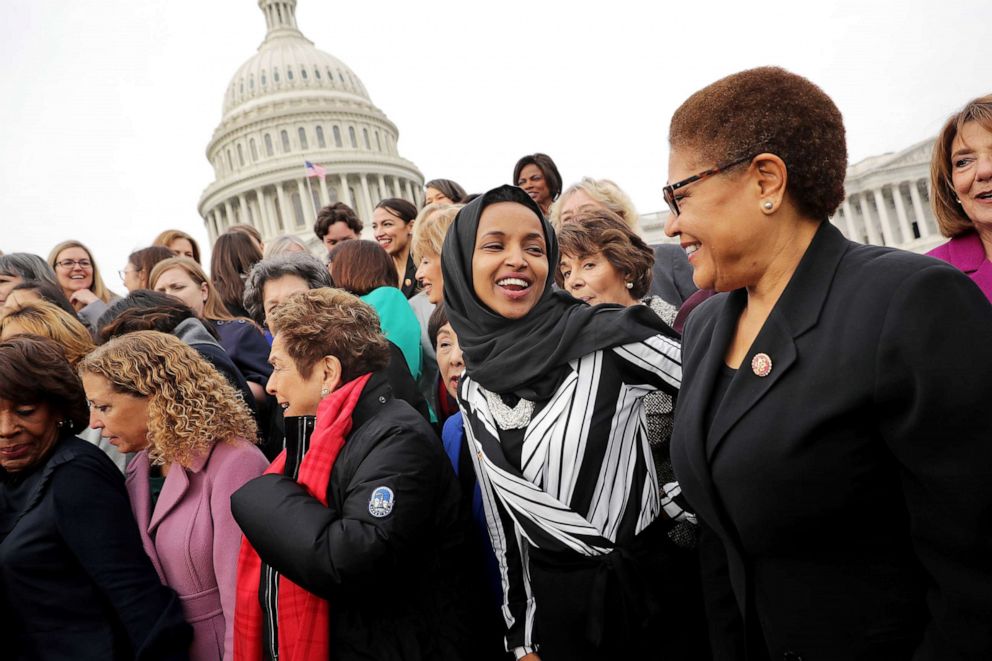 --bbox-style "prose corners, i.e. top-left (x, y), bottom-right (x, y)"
top-left (233, 373), bottom-right (372, 661)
